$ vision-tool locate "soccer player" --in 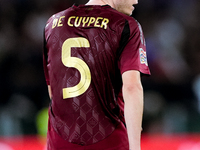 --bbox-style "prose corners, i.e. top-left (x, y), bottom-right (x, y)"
top-left (43, 0), bottom-right (150, 149)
